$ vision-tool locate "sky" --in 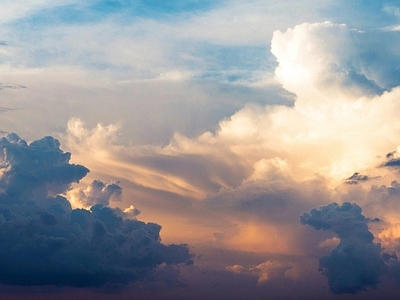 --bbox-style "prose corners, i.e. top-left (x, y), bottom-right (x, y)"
top-left (2, 0), bottom-right (400, 299)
